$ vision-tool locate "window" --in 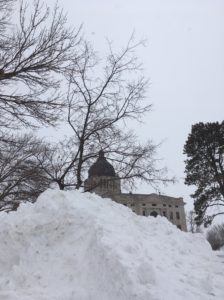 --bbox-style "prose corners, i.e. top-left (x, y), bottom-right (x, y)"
top-left (150, 211), bottom-right (158, 218)
top-left (169, 205), bottom-right (172, 208)
top-left (176, 212), bottom-right (180, 220)
top-left (175, 205), bottom-right (178, 208)
top-left (101, 179), bottom-right (108, 188)
top-left (142, 210), bottom-right (146, 216)
top-left (109, 181), bottom-right (114, 188)
top-left (142, 203), bottom-right (146, 206)
top-left (152, 204), bottom-right (157, 207)
top-left (170, 212), bottom-right (173, 220)
top-left (124, 203), bottom-right (127, 206)
top-left (163, 211), bottom-right (166, 217)
top-left (177, 225), bottom-right (182, 230)
top-left (163, 204), bottom-right (166, 207)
